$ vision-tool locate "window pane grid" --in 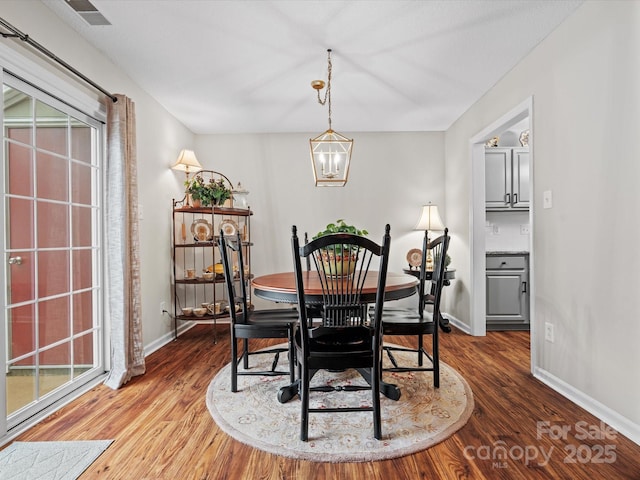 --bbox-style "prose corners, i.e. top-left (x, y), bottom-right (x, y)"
top-left (3, 77), bottom-right (104, 426)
